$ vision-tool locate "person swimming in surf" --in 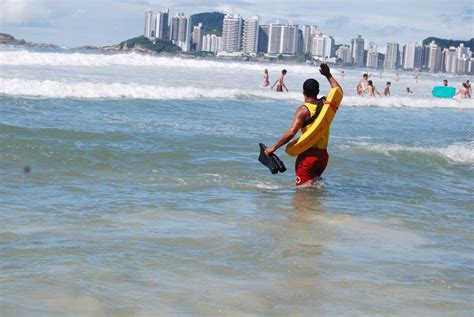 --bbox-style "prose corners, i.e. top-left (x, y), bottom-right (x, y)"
top-left (264, 63), bottom-right (342, 186)
top-left (271, 69), bottom-right (288, 92)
